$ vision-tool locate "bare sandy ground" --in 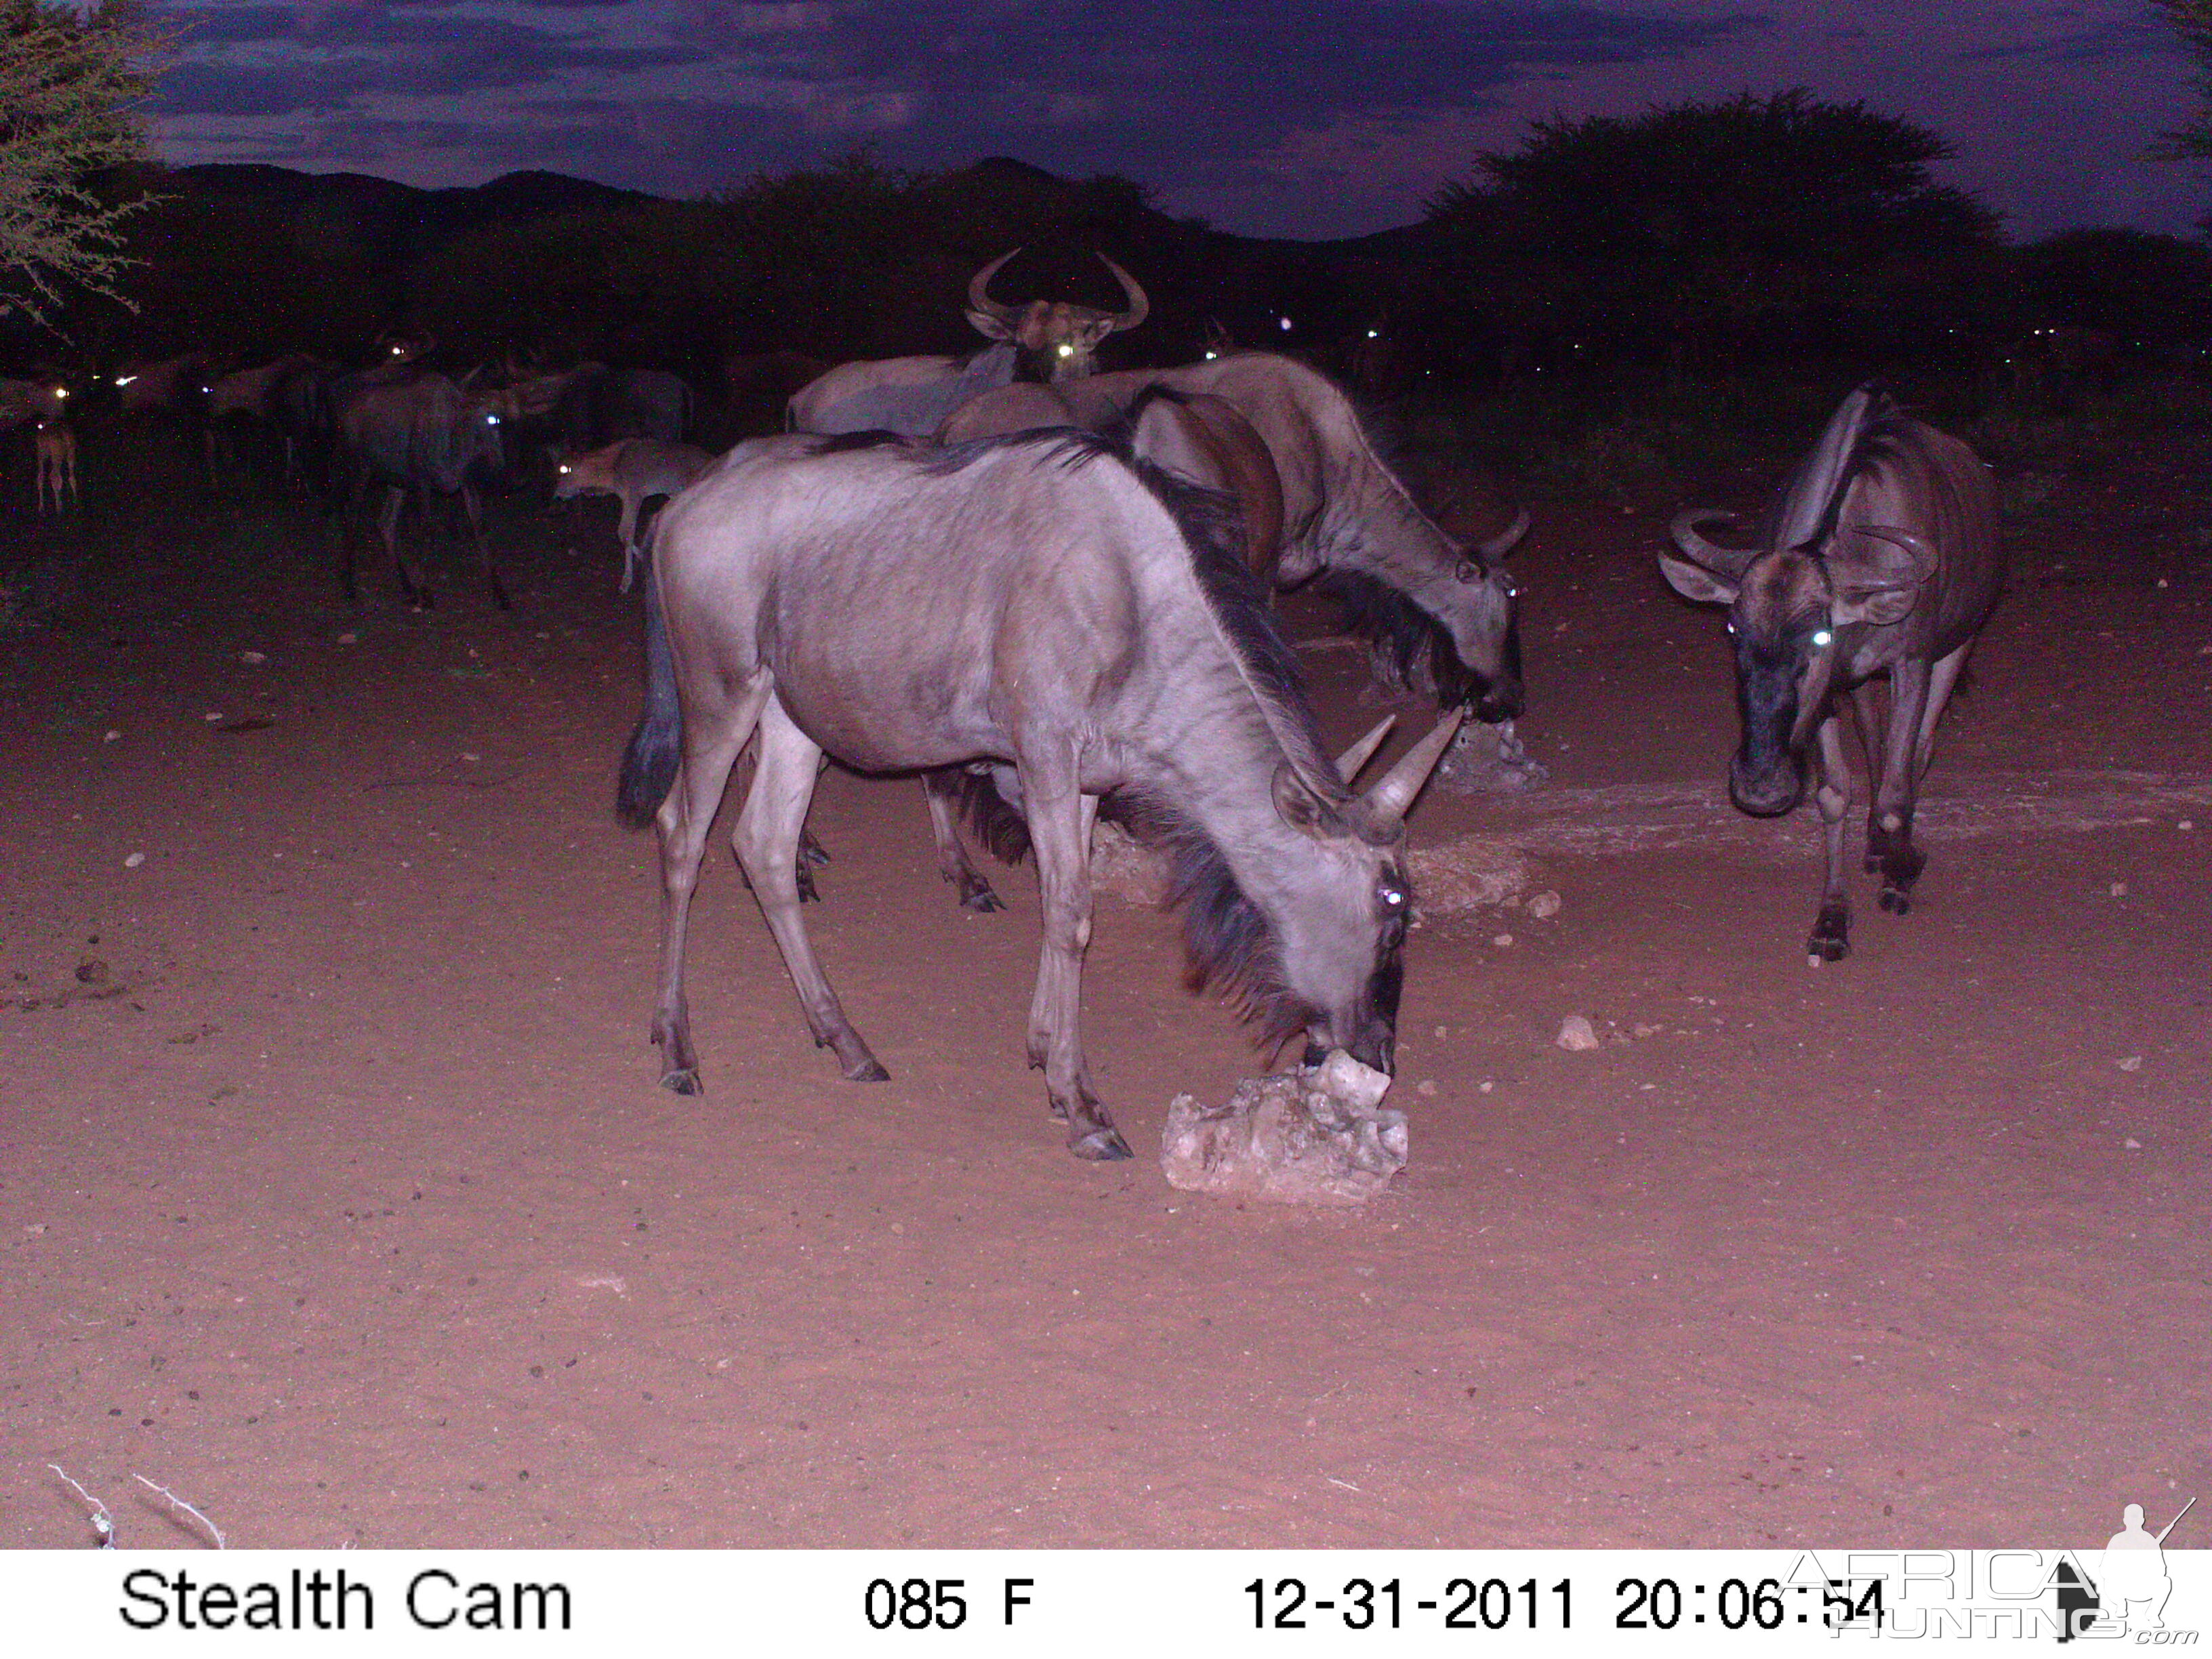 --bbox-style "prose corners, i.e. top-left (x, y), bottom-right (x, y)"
top-left (2, 427), bottom-right (2207, 1549)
